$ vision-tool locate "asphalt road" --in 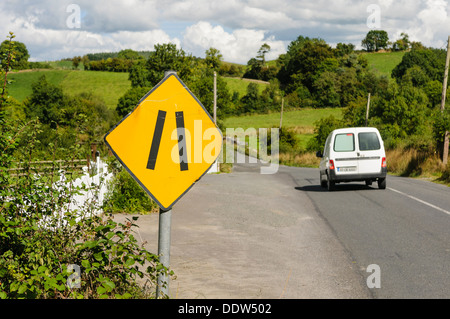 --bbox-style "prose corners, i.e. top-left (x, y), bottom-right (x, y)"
top-left (290, 164), bottom-right (450, 298)
top-left (118, 158), bottom-right (450, 299)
